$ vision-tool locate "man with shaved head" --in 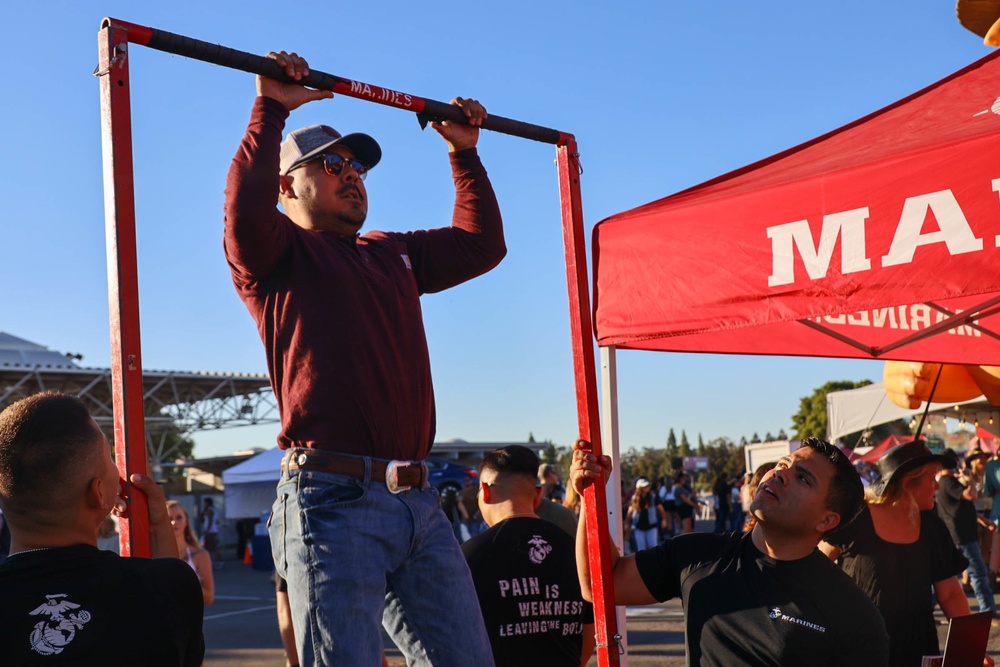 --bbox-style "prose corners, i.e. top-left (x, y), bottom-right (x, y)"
top-left (0, 392), bottom-right (204, 665)
top-left (463, 446), bottom-right (595, 666)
